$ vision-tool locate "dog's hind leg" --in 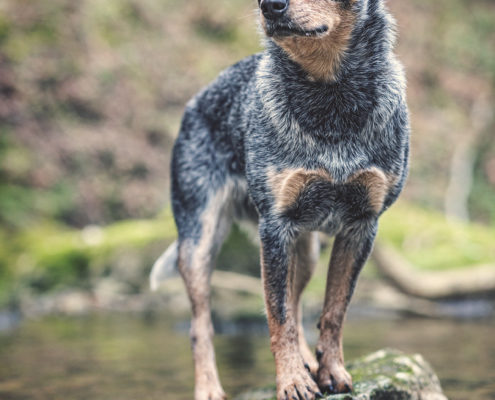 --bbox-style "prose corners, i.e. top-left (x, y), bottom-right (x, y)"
top-left (292, 232), bottom-right (320, 377)
top-left (177, 185), bottom-right (234, 400)
top-left (316, 219), bottom-right (378, 395)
